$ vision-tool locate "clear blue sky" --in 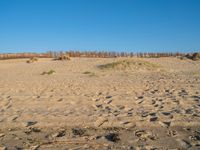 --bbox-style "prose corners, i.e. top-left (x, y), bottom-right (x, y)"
top-left (0, 0), bottom-right (200, 53)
